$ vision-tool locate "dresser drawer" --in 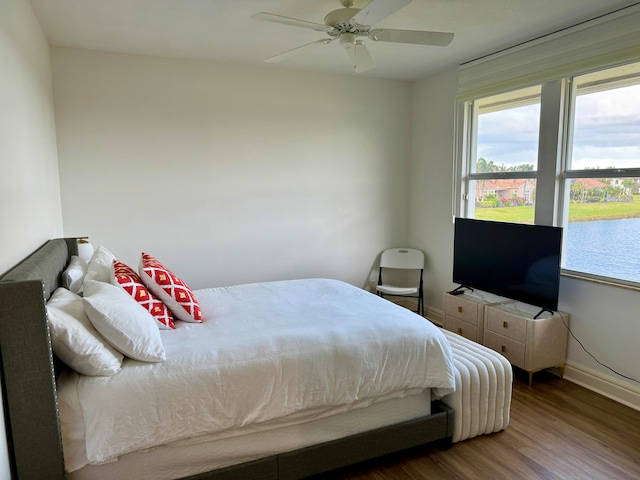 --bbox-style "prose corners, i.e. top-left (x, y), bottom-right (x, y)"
top-left (485, 307), bottom-right (527, 342)
top-left (444, 294), bottom-right (481, 326)
top-left (443, 316), bottom-right (479, 343)
top-left (484, 331), bottom-right (525, 368)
